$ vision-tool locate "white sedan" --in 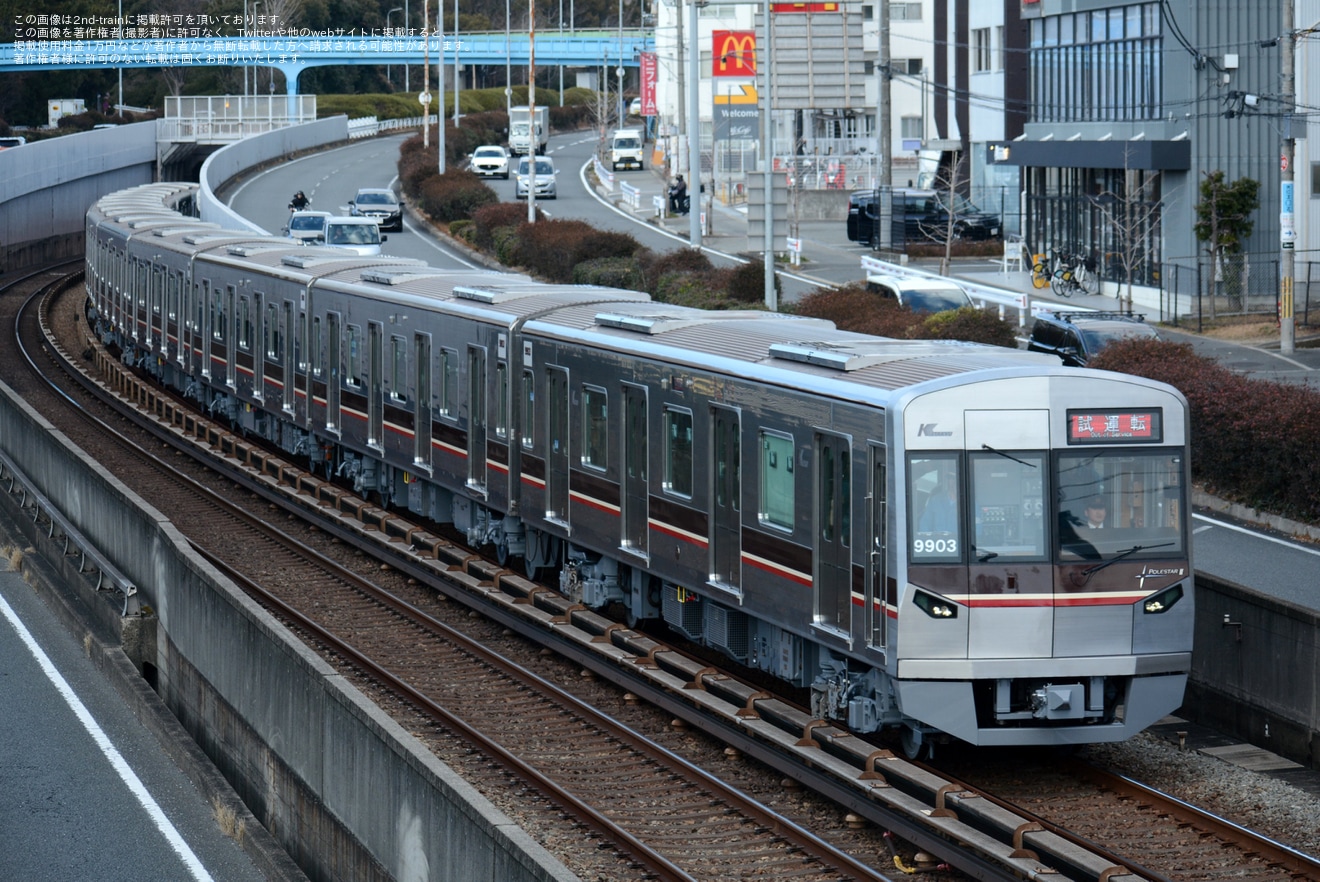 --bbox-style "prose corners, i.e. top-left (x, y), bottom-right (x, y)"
top-left (470, 145), bottom-right (510, 179)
